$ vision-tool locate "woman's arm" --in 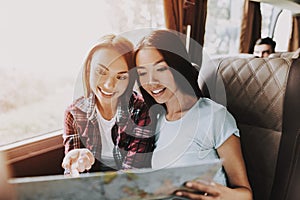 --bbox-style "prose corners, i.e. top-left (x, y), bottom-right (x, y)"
top-left (176, 135), bottom-right (253, 200)
top-left (62, 108), bottom-right (95, 176)
top-left (63, 109), bottom-right (78, 153)
top-left (218, 135), bottom-right (252, 192)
